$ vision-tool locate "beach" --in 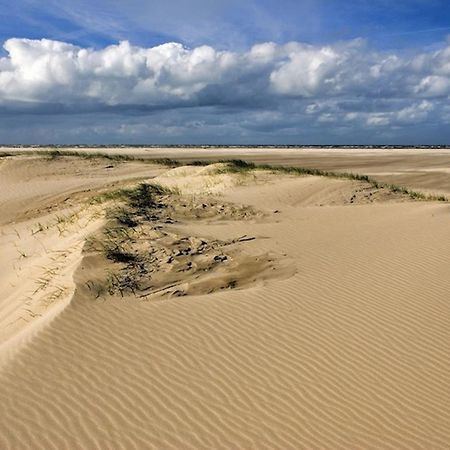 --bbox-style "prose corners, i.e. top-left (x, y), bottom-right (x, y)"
top-left (1, 148), bottom-right (449, 449)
